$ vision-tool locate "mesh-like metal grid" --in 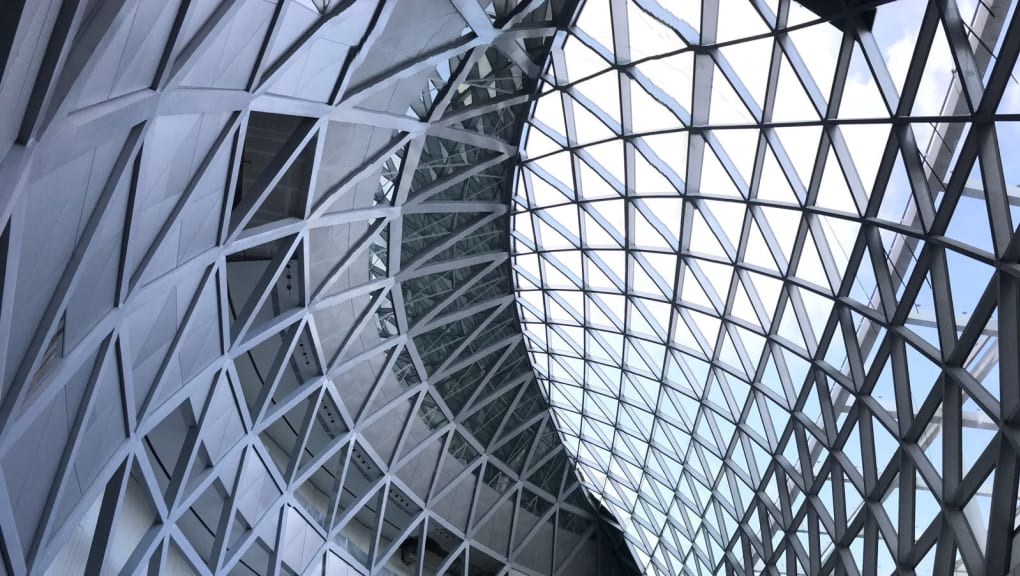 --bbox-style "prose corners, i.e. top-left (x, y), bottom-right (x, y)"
top-left (512, 0), bottom-right (1020, 573)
